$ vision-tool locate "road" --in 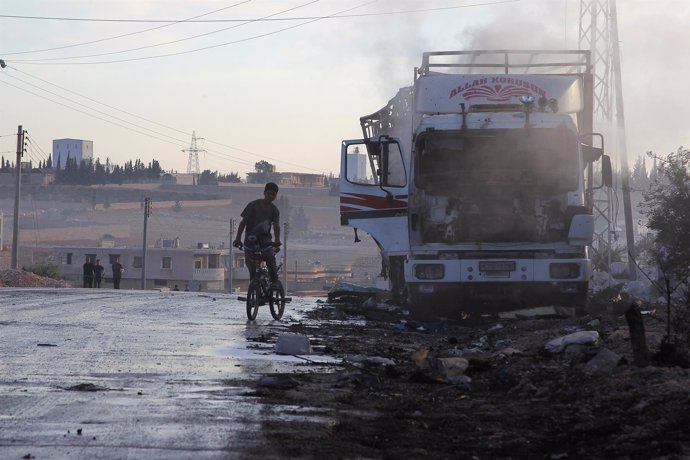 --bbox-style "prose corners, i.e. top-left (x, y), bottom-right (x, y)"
top-left (0, 288), bottom-right (335, 459)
